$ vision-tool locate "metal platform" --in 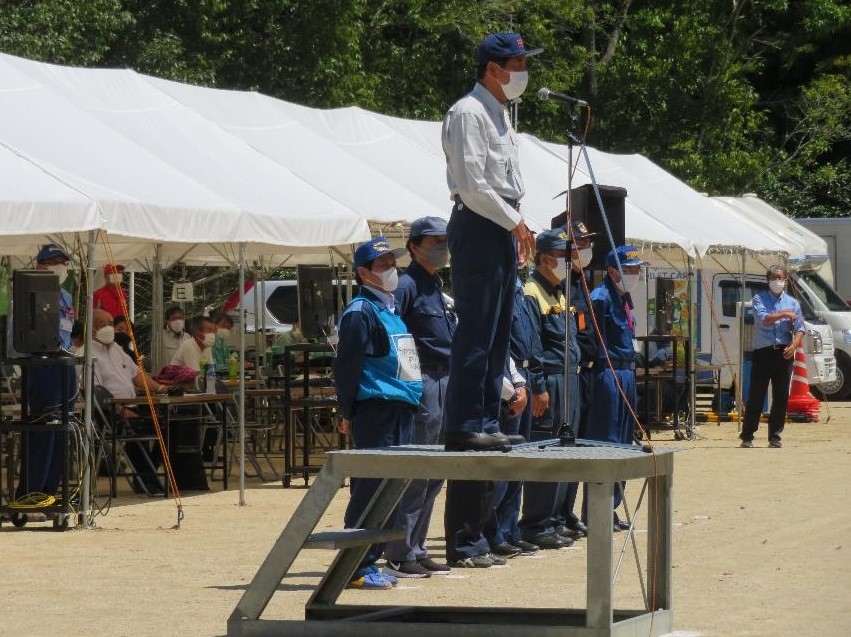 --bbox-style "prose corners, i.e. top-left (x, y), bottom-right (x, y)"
top-left (227, 443), bottom-right (676, 637)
